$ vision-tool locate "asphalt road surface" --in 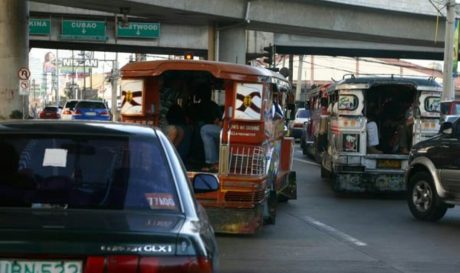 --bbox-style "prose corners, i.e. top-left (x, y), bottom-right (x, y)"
top-left (217, 147), bottom-right (460, 273)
